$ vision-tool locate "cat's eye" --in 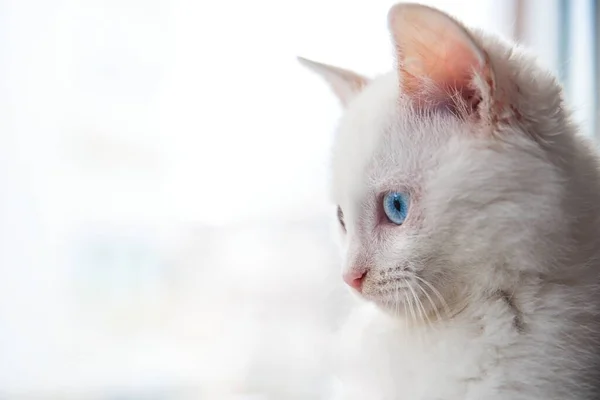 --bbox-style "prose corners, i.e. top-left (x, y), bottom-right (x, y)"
top-left (337, 206), bottom-right (346, 231)
top-left (383, 192), bottom-right (410, 225)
